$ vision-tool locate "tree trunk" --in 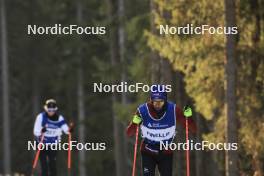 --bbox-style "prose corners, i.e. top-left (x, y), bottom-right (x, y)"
top-left (195, 114), bottom-right (202, 176)
top-left (106, 0), bottom-right (124, 175)
top-left (172, 72), bottom-right (185, 176)
top-left (1, 0), bottom-right (11, 173)
top-left (77, 61), bottom-right (86, 176)
top-left (76, 1), bottom-right (86, 175)
top-left (32, 57), bottom-right (40, 122)
top-left (118, 0), bottom-right (128, 174)
top-left (224, 0), bottom-right (238, 175)
top-left (150, 0), bottom-right (161, 83)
